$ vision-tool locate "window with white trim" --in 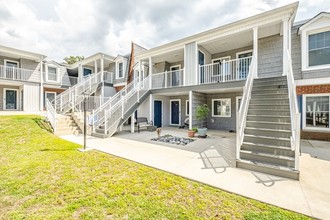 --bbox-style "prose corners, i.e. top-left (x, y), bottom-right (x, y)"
top-left (308, 31), bottom-right (330, 66)
top-left (304, 95), bottom-right (329, 129)
top-left (118, 62), bottom-right (123, 78)
top-left (212, 98), bottom-right (231, 117)
top-left (47, 67), bottom-right (57, 81)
